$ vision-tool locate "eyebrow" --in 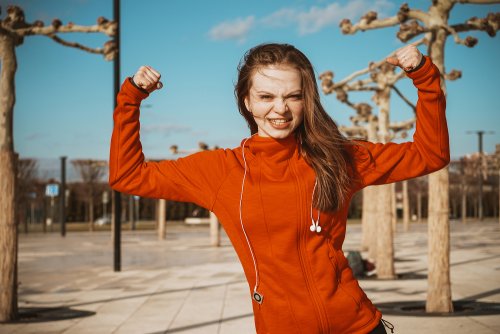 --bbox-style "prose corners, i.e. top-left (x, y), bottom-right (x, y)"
top-left (254, 90), bottom-right (302, 96)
